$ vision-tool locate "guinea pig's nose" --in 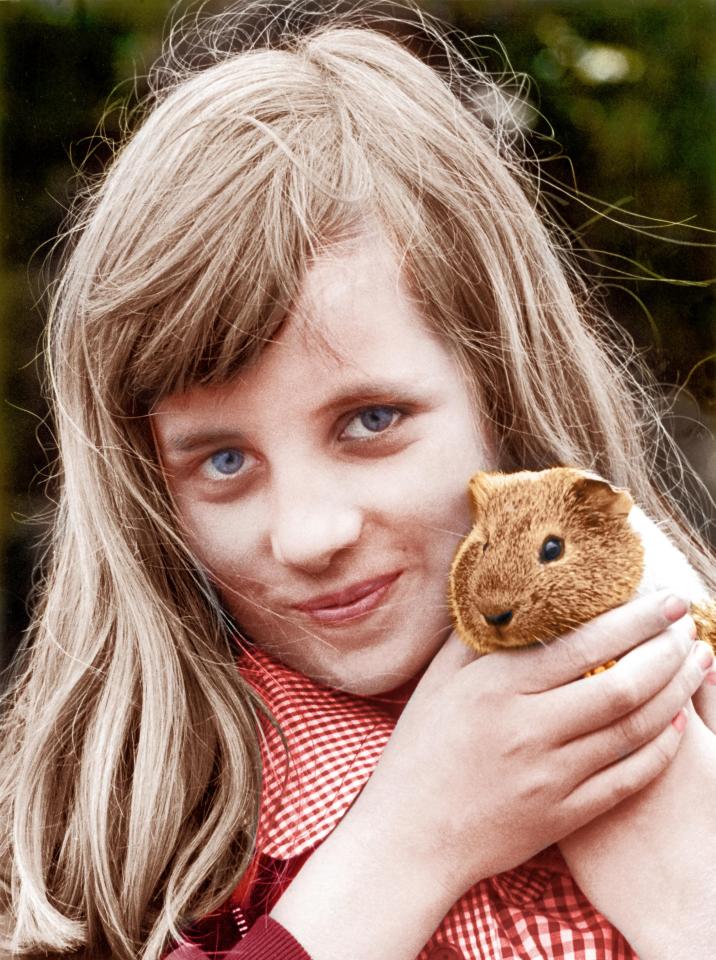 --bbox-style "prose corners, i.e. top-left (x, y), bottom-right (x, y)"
top-left (484, 609), bottom-right (513, 627)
